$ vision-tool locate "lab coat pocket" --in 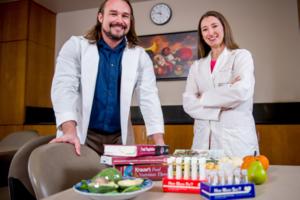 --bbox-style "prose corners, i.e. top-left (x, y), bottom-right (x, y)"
top-left (215, 70), bottom-right (232, 87)
top-left (222, 125), bottom-right (257, 157)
